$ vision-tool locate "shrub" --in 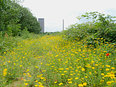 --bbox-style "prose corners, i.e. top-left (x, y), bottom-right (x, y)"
top-left (62, 12), bottom-right (116, 44)
top-left (0, 36), bottom-right (21, 54)
top-left (0, 0), bottom-right (41, 36)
